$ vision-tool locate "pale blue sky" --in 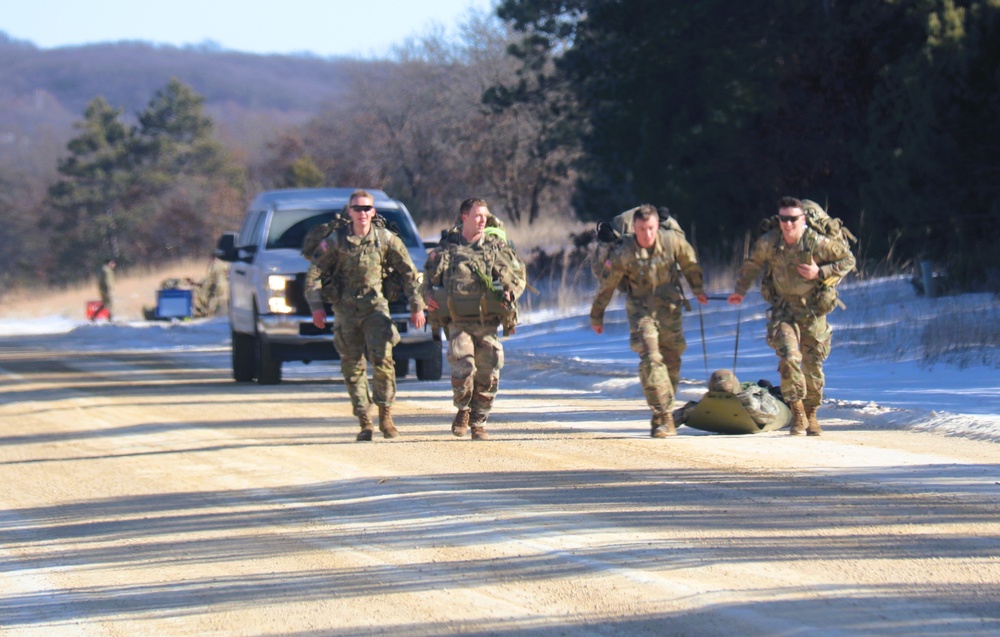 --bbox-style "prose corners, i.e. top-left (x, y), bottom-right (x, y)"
top-left (2, 0), bottom-right (498, 58)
